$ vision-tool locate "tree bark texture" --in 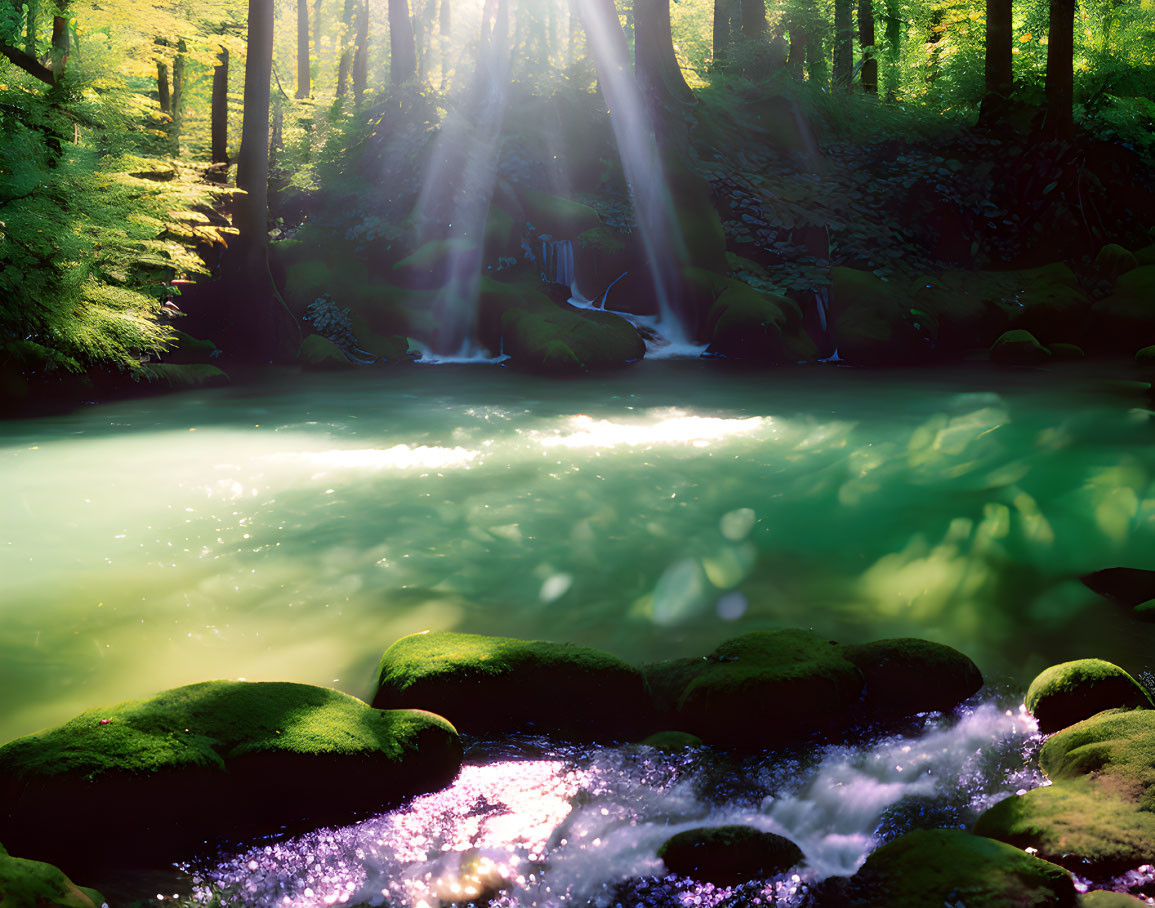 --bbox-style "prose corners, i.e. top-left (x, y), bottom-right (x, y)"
top-left (211, 46), bottom-right (229, 167)
top-left (883, 0), bottom-right (900, 96)
top-left (858, 0), bottom-right (877, 92)
top-left (833, 0), bottom-right (852, 88)
top-left (980, 0), bottom-right (1012, 123)
top-left (352, 0), bottom-right (369, 103)
top-left (171, 38), bottom-right (187, 143)
top-left (1044, 0), bottom-right (1074, 134)
top-left (741, 0), bottom-right (765, 38)
top-left (389, 0), bottom-right (417, 83)
top-left (296, 0), bottom-right (311, 97)
top-left (336, 0), bottom-right (355, 96)
top-left (157, 60), bottom-right (171, 112)
top-left (634, 0), bottom-right (694, 117)
top-left (713, 0), bottom-right (732, 67)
